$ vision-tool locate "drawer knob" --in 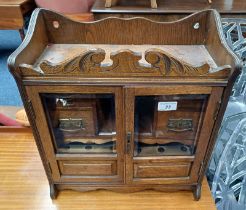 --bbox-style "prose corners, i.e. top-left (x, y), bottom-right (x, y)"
top-left (126, 132), bottom-right (131, 154)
